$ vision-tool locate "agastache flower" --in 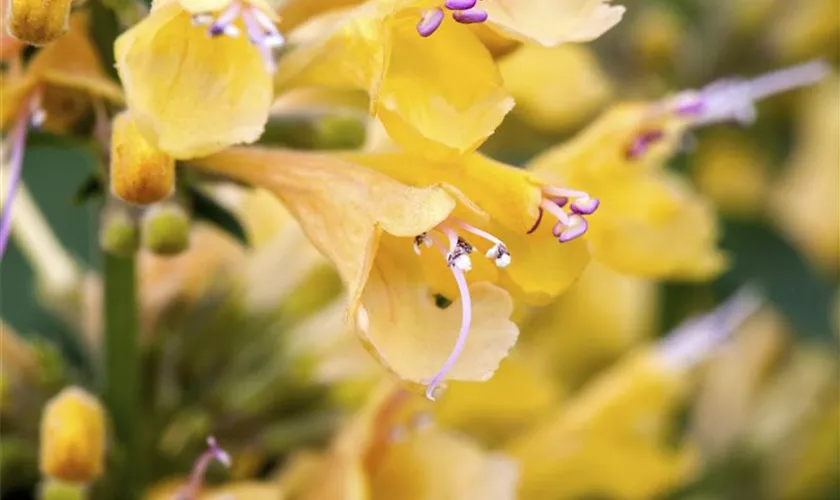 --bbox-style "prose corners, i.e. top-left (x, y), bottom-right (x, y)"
top-left (338, 150), bottom-right (594, 304)
top-left (527, 62), bottom-right (828, 280)
top-left (190, 147), bottom-right (519, 400)
top-left (114, 0), bottom-right (285, 158)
